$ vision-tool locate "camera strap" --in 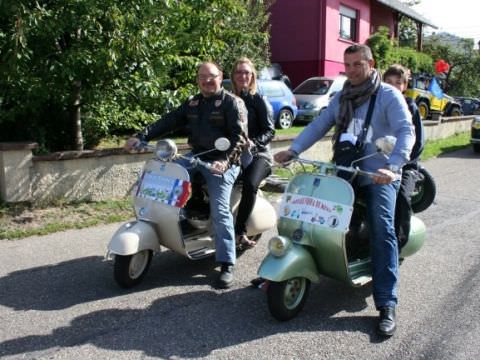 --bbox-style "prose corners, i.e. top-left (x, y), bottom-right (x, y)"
top-left (357, 91), bottom-right (377, 149)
